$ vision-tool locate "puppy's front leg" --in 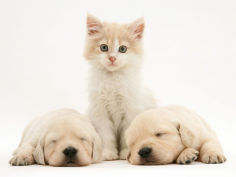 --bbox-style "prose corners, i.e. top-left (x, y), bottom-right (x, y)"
top-left (176, 148), bottom-right (199, 164)
top-left (9, 143), bottom-right (35, 166)
top-left (89, 107), bottom-right (118, 161)
top-left (199, 140), bottom-right (226, 164)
